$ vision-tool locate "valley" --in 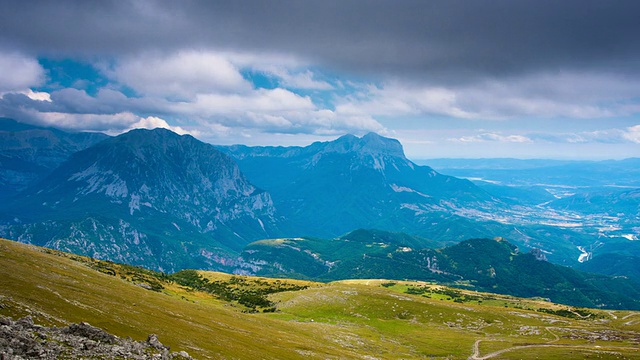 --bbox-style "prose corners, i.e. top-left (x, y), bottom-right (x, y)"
top-left (422, 158), bottom-right (640, 265)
